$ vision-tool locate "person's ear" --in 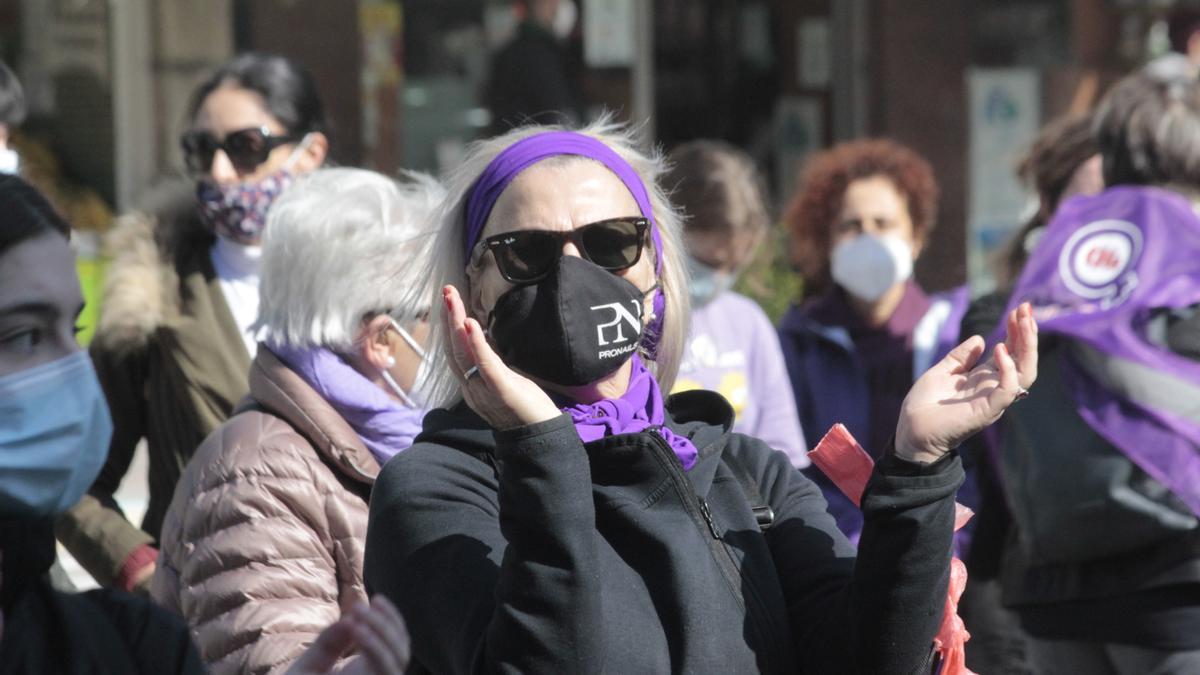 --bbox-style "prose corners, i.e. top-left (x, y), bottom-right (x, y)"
top-left (293, 131), bottom-right (329, 173)
top-left (358, 314), bottom-right (396, 371)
